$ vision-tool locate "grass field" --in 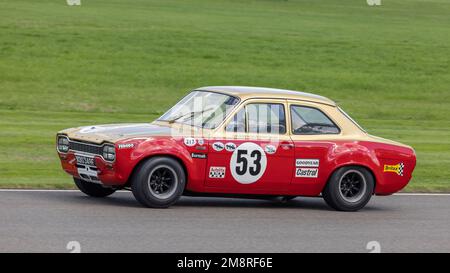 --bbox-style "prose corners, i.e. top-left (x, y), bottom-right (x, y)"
top-left (0, 0), bottom-right (449, 191)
